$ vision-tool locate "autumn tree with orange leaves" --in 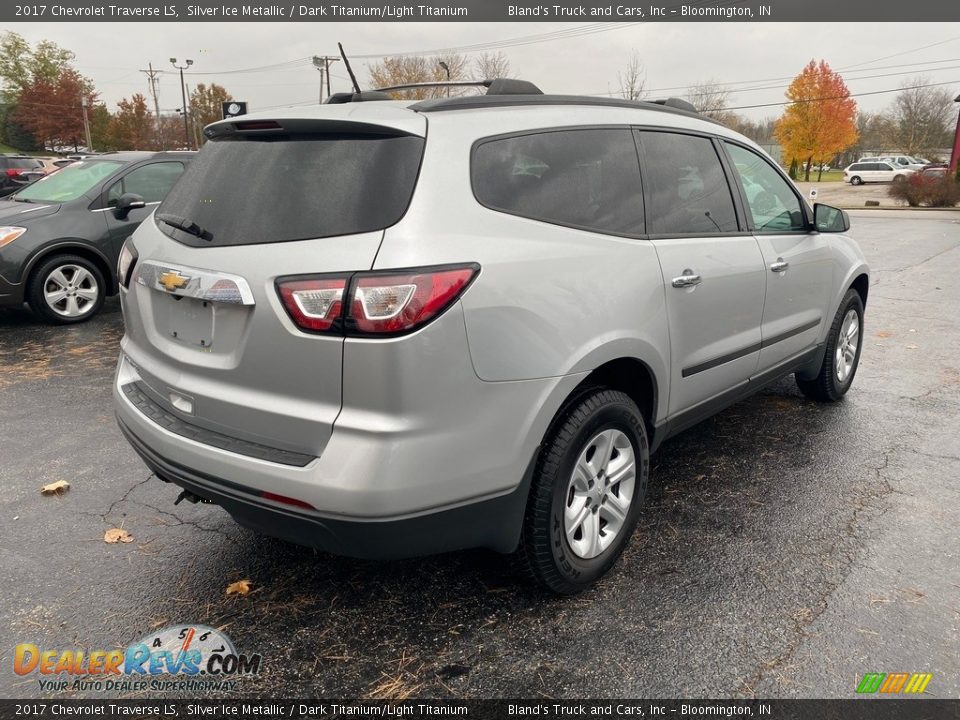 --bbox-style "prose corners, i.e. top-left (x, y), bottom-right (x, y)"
top-left (775, 60), bottom-right (858, 182)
